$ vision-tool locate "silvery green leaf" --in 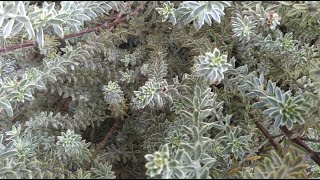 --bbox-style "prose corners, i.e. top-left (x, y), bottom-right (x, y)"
top-left (180, 95), bottom-right (193, 108)
top-left (29, 11), bottom-right (42, 18)
top-left (17, 1), bottom-right (26, 15)
top-left (76, 14), bottom-right (91, 21)
top-left (200, 167), bottom-right (209, 179)
top-left (0, 99), bottom-right (13, 117)
top-left (4, 3), bottom-right (14, 13)
top-left (192, 110), bottom-right (199, 125)
top-left (252, 101), bottom-right (266, 108)
top-left (292, 4), bottom-right (308, 10)
top-left (169, 161), bottom-right (178, 168)
top-left (182, 125), bottom-right (193, 135)
top-left (55, 13), bottom-right (70, 19)
top-left (61, 1), bottom-right (71, 11)
top-left (275, 88), bottom-right (282, 101)
top-left (47, 18), bottom-right (65, 25)
top-left (212, 9), bottom-right (222, 23)
top-left (195, 85), bottom-right (201, 97)
top-left (199, 122), bottom-right (215, 135)
top-left (25, 20), bottom-right (35, 40)
top-left (199, 109), bottom-right (211, 120)
top-left (181, 143), bottom-right (194, 153)
top-left (180, 110), bottom-right (193, 120)
top-left (203, 158), bottom-right (216, 169)
top-left (195, 144), bottom-right (202, 160)
top-left (0, 99), bottom-right (11, 111)
top-left (193, 97), bottom-right (200, 110)
top-left (36, 80), bottom-right (46, 90)
top-left (15, 15), bottom-right (29, 23)
top-left (0, 16), bottom-right (4, 27)
top-left (175, 149), bottom-right (184, 161)
top-left (67, 19), bottom-right (82, 26)
top-left (46, 74), bottom-right (57, 82)
top-left (0, 150), bottom-right (16, 159)
top-left (3, 19), bottom-right (15, 38)
top-left (11, 22), bottom-right (24, 36)
top-left (267, 97), bottom-right (279, 106)
top-left (46, 2), bottom-right (55, 12)
top-left (53, 25), bottom-right (64, 38)
top-left (181, 149), bottom-right (193, 163)
top-left (192, 126), bottom-right (199, 141)
top-left (23, 90), bottom-right (33, 101)
top-left (36, 27), bottom-right (44, 47)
